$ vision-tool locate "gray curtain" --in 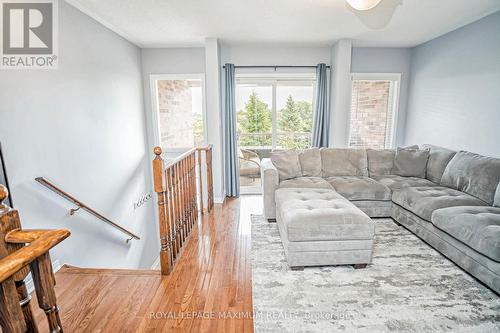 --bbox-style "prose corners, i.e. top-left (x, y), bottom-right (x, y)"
top-left (312, 63), bottom-right (330, 147)
top-left (223, 64), bottom-right (240, 197)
